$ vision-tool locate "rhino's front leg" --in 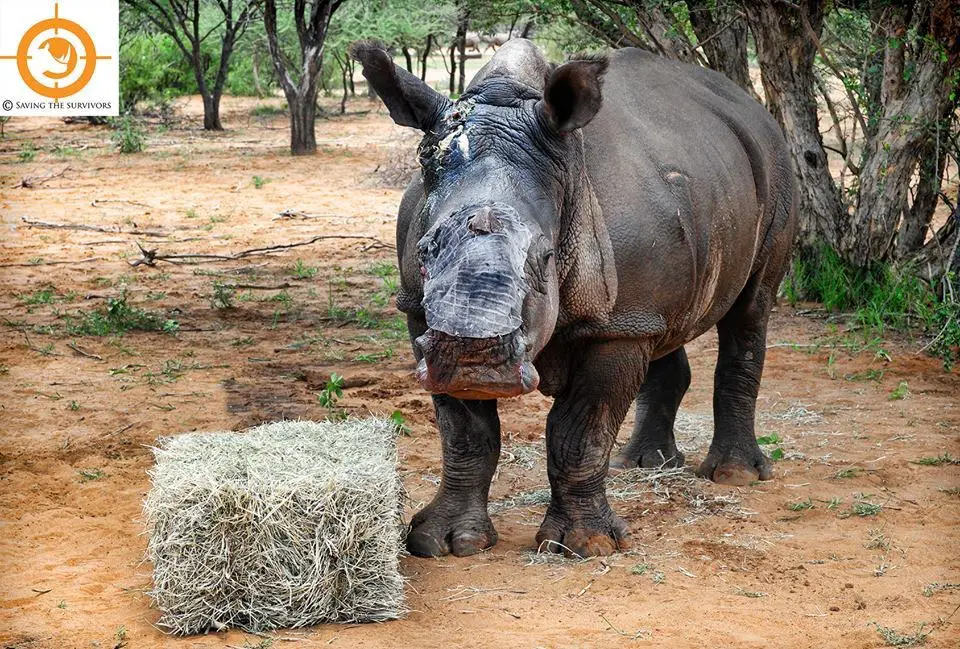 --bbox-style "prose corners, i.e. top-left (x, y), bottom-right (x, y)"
top-left (407, 394), bottom-right (501, 557)
top-left (537, 341), bottom-right (648, 557)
